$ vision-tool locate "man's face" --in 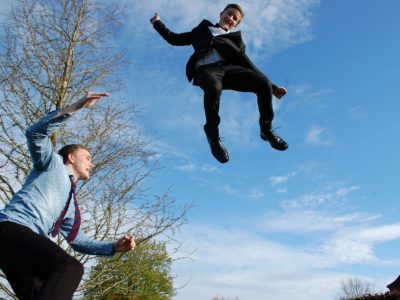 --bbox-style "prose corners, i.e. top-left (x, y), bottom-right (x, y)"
top-left (218, 7), bottom-right (242, 30)
top-left (69, 148), bottom-right (94, 180)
